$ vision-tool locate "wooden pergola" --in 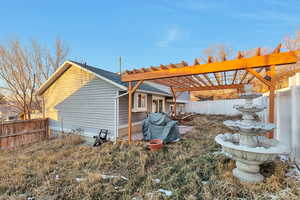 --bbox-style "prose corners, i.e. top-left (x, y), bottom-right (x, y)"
top-left (121, 45), bottom-right (299, 143)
